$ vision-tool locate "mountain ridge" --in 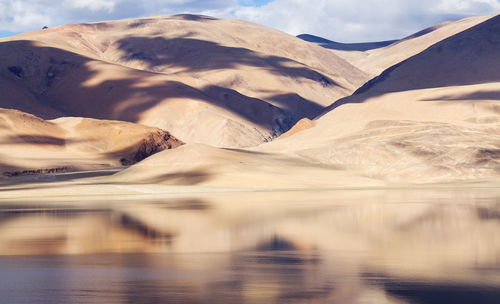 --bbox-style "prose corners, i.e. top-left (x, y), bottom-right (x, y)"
top-left (297, 34), bottom-right (397, 51)
top-left (0, 14), bottom-right (369, 148)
